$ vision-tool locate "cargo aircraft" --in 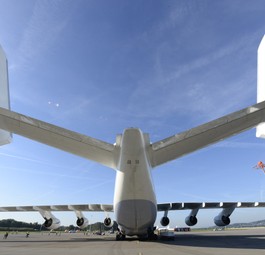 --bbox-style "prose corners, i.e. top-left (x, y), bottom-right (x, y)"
top-left (1, 36), bottom-right (265, 240)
